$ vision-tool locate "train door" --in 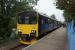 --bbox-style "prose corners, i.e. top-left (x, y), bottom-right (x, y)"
top-left (38, 15), bottom-right (42, 36)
